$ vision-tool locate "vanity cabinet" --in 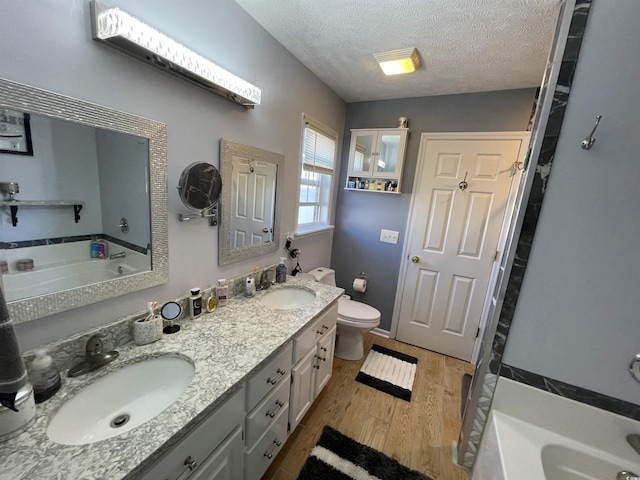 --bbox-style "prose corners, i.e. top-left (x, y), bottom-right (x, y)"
top-left (137, 385), bottom-right (245, 480)
top-left (244, 342), bottom-right (293, 480)
top-left (289, 302), bottom-right (338, 432)
top-left (345, 128), bottom-right (408, 193)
